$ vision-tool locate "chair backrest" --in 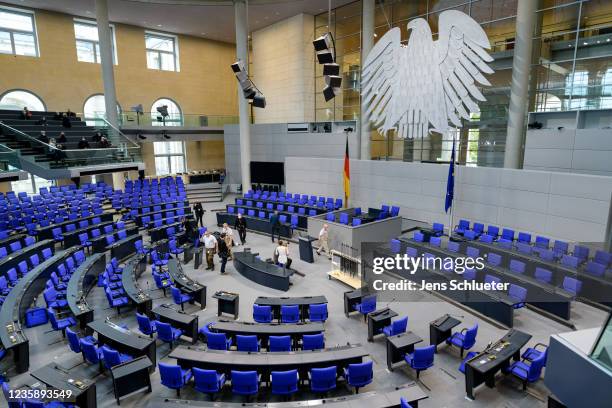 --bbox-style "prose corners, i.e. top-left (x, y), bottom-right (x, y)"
top-left (535, 236), bottom-right (549, 248)
top-left (303, 333), bottom-right (324, 350)
top-left (487, 225), bottom-right (499, 237)
top-left (310, 366), bottom-right (336, 389)
top-left (80, 339), bottom-right (99, 364)
top-left (534, 267), bottom-right (552, 284)
top-left (237, 335), bottom-right (259, 352)
top-left (466, 246), bottom-right (479, 258)
top-left (501, 228), bottom-right (514, 240)
top-left (457, 219), bottom-right (470, 230)
top-left (207, 332), bottom-right (230, 350)
top-left (594, 250), bottom-right (611, 266)
top-left (390, 239), bottom-right (401, 253)
top-left (281, 305), bottom-right (299, 321)
top-left (231, 370), bottom-right (258, 393)
top-left (66, 327), bottom-right (81, 353)
top-left (487, 252), bottom-right (501, 266)
top-left (309, 303), bottom-right (328, 320)
top-left (464, 324), bottom-right (478, 348)
top-left (517, 232), bottom-right (531, 243)
top-left (102, 345), bottom-right (122, 368)
top-left (447, 241), bottom-right (460, 252)
top-left (563, 276), bottom-right (582, 295)
top-left (413, 231), bottom-right (424, 242)
top-left (586, 261), bottom-right (605, 277)
top-left (484, 274), bottom-right (501, 285)
top-left (159, 363), bottom-right (185, 388)
top-left (253, 304), bottom-right (272, 322)
top-left (171, 286), bottom-right (183, 304)
top-left (432, 222), bottom-right (444, 234)
top-left (526, 351), bottom-right (547, 382)
top-left (412, 345), bottom-right (436, 368)
top-left (392, 316), bottom-right (408, 334)
top-left (509, 259), bottom-right (525, 274)
top-left (137, 312), bottom-right (154, 334)
top-left (193, 368), bottom-right (221, 392)
top-left (561, 254), bottom-right (579, 269)
top-left (508, 284), bottom-right (527, 303)
top-left (271, 369), bottom-right (298, 393)
top-left (269, 335), bottom-right (291, 352)
top-left (480, 234), bottom-right (493, 243)
top-left (430, 236), bottom-right (441, 247)
top-left (346, 361), bottom-right (373, 384)
top-left (157, 321), bottom-right (173, 340)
